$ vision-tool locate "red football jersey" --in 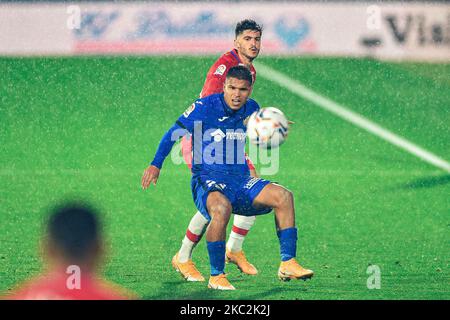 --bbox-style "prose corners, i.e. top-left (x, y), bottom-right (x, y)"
top-left (181, 49), bottom-right (256, 170)
top-left (6, 270), bottom-right (134, 300)
top-left (200, 49), bottom-right (256, 98)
